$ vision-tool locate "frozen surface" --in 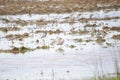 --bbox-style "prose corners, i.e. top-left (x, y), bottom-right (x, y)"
top-left (0, 8), bottom-right (120, 80)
